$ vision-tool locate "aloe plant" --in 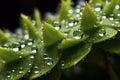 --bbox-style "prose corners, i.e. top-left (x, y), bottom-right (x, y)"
top-left (0, 0), bottom-right (120, 80)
